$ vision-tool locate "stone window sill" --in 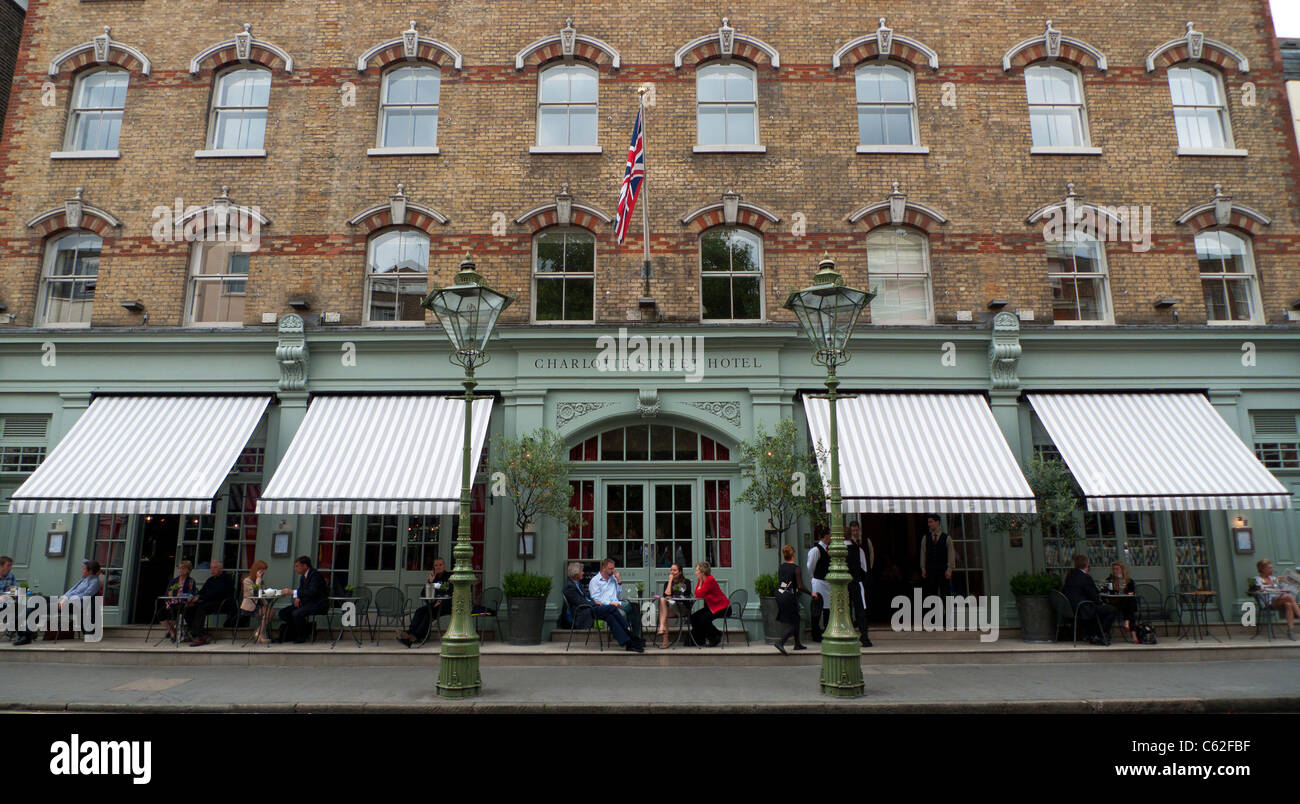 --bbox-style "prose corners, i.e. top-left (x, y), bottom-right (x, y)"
top-left (856, 144), bottom-right (929, 154)
top-left (194, 149), bottom-right (267, 159)
top-left (1029, 146), bottom-right (1102, 155)
top-left (50, 150), bottom-right (120, 160)
top-left (367, 146), bottom-right (440, 156)
top-left (1177, 147), bottom-right (1248, 157)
